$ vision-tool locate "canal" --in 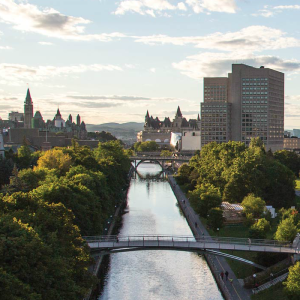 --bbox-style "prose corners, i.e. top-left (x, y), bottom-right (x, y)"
top-left (97, 163), bottom-right (223, 300)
